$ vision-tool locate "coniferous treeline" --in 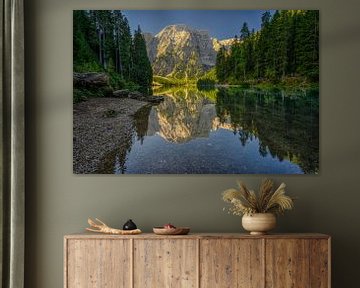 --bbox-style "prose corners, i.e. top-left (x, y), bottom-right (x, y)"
top-left (216, 10), bottom-right (319, 84)
top-left (73, 10), bottom-right (152, 89)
